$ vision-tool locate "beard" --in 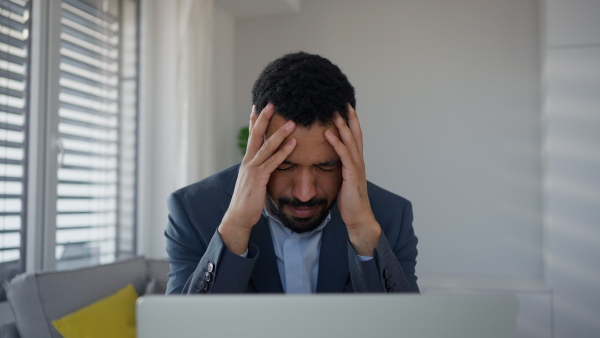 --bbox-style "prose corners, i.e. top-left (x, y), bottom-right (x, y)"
top-left (266, 194), bottom-right (331, 234)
